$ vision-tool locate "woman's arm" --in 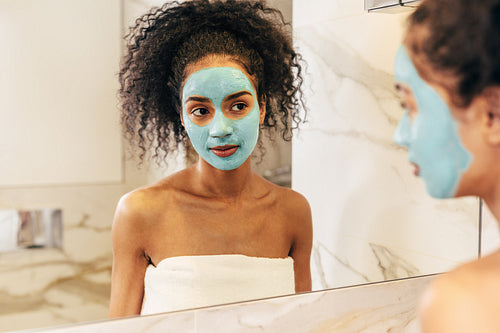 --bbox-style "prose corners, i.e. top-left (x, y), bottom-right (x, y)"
top-left (109, 192), bottom-right (151, 318)
top-left (288, 192), bottom-right (313, 293)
